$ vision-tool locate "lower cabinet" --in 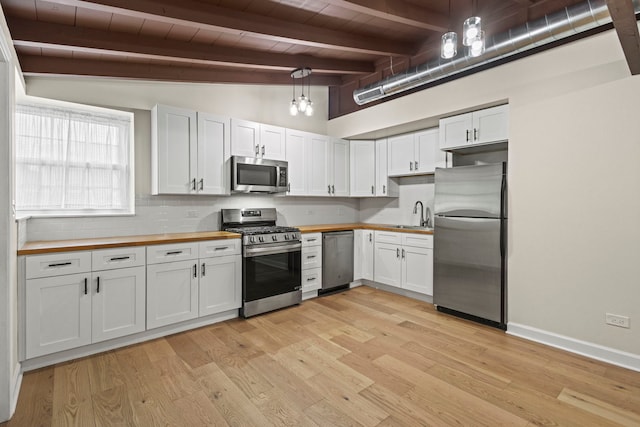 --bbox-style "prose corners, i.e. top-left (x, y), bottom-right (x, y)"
top-left (199, 254), bottom-right (242, 316)
top-left (302, 232), bottom-right (322, 296)
top-left (354, 229), bottom-right (374, 281)
top-left (146, 259), bottom-right (199, 329)
top-left (373, 231), bottom-right (433, 295)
